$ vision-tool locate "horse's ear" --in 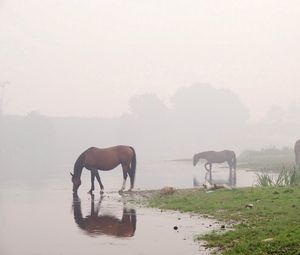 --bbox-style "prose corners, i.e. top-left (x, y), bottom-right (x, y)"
top-left (70, 172), bottom-right (74, 177)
